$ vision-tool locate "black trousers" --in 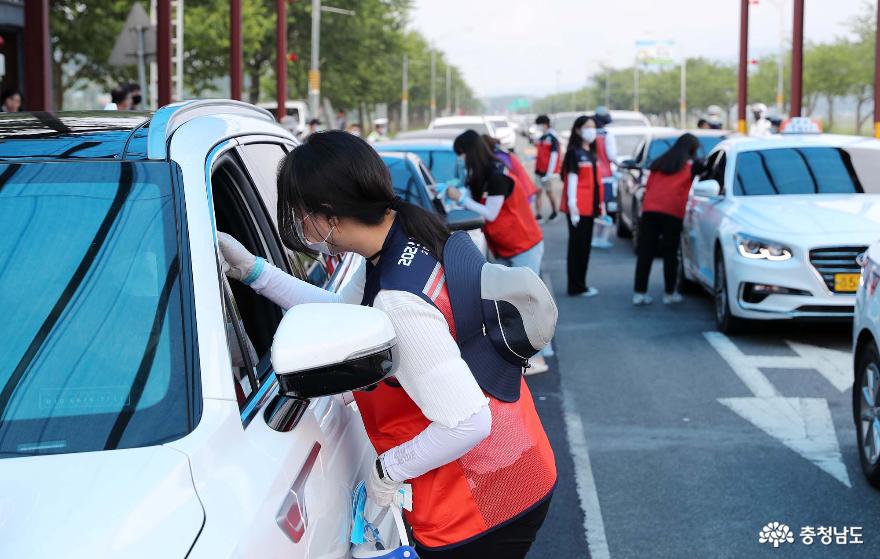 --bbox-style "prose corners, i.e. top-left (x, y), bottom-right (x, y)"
top-left (567, 214), bottom-right (595, 295)
top-left (634, 211), bottom-right (683, 294)
top-left (415, 496), bottom-right (552, 559)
